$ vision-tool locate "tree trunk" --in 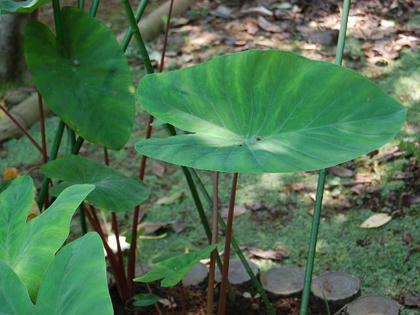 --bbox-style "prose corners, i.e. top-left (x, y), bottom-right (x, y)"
top-left (0, 14), bottom-right (27, 83)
